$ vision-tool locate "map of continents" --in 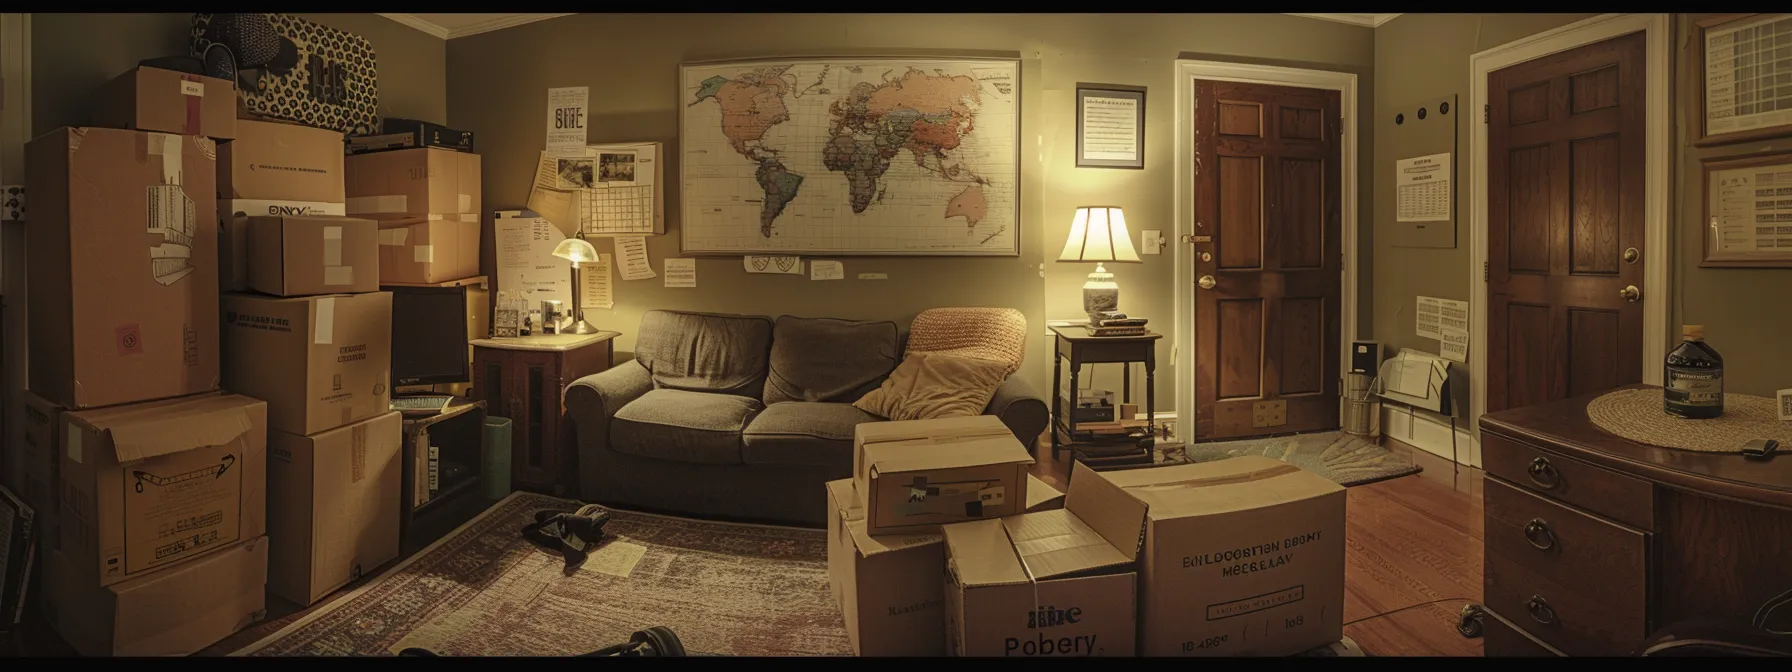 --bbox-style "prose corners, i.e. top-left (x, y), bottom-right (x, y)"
top-left (680, 59), bottom-right (1017, 255)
